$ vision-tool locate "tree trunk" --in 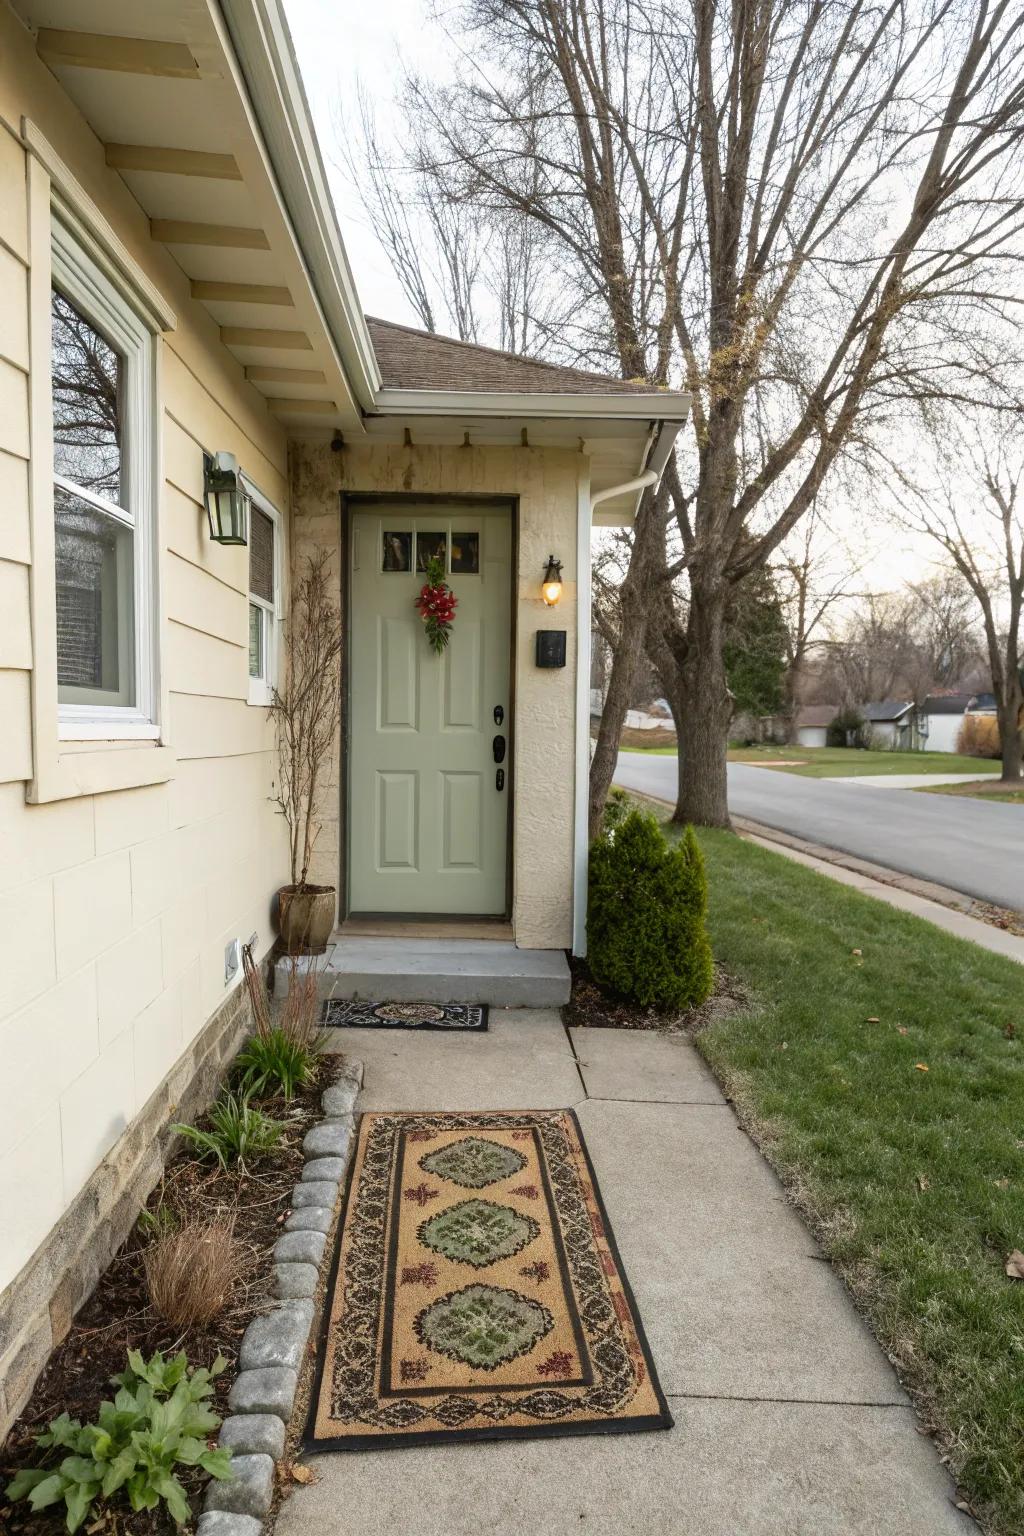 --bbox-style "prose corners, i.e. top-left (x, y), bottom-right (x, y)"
top-left (587, 485), bottom-right (667, 839)
top-left (676, 572), bottom-right (733, 828)
top-left (997, 689), bottom-right (1023, 782)
top-left (588, 607), bottom-right (649, 839)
